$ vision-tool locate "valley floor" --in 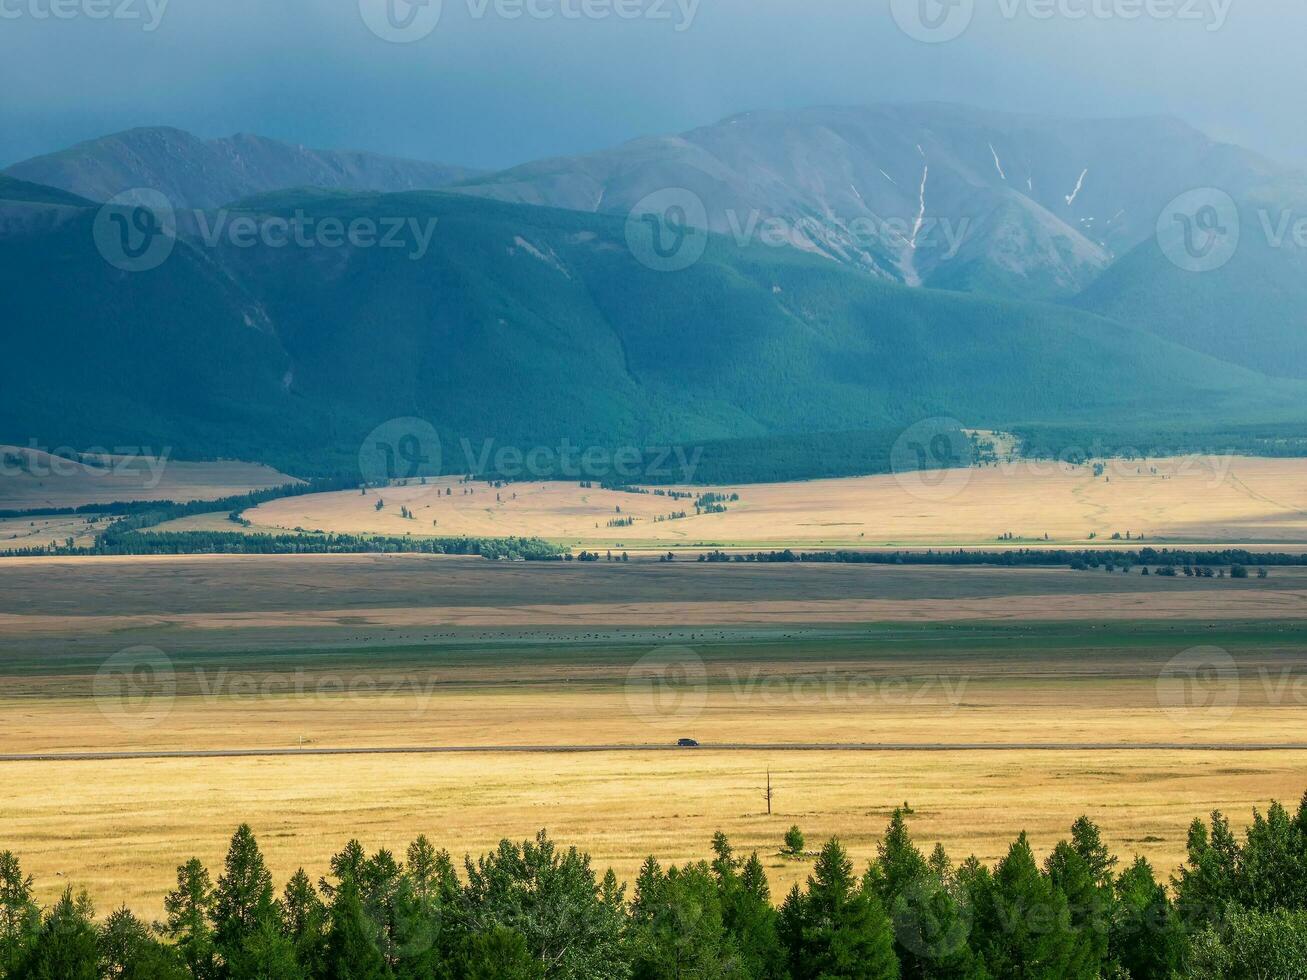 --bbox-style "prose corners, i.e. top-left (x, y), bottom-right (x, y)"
top-left (1, 554), bottom-right (1306, 917)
